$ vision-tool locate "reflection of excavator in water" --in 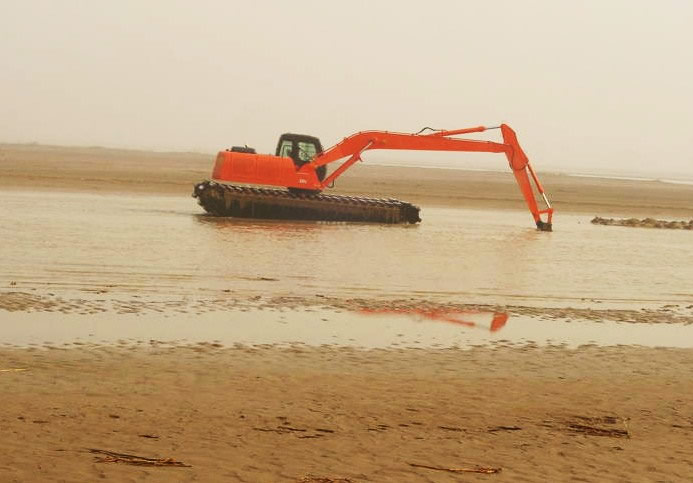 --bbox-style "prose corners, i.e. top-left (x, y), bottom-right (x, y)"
top-left (359, 308), bottom-right (509, 333)
top-left (193, 124), bottom-right (554, 230)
